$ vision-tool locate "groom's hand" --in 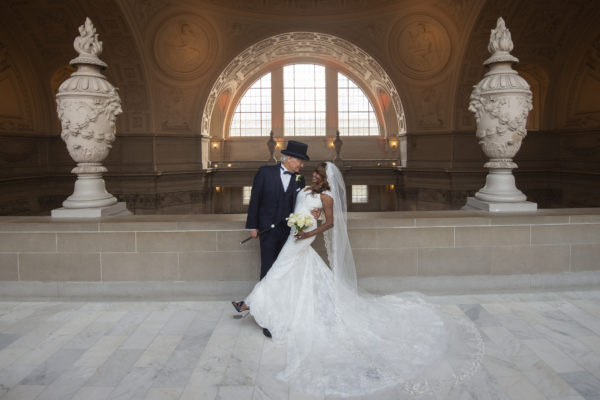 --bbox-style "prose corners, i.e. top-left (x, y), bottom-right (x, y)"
top-left (250, 229), bottom-right (259, 238)
top-left (310, 208), bottom-right (321, 220)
